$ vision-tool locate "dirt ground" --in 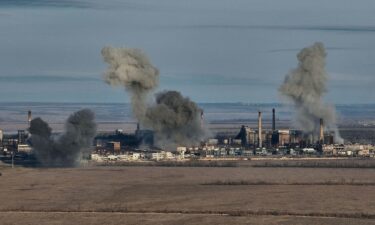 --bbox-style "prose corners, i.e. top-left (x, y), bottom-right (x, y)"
top-left (0, 166), bottom-right (374, 224)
